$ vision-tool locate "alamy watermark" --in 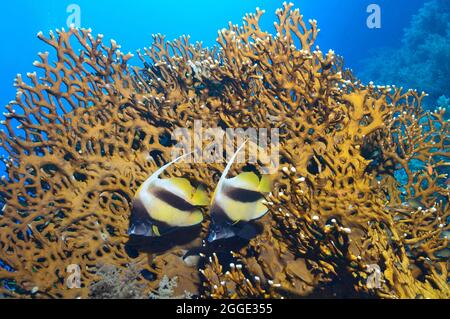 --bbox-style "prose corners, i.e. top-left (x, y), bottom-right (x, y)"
top-left (367, 4), bottom-right (381, 29)
top-left (66, 4), bottom-right (81, 29)
top-left (170, 121), bottom-right (280, 174)
top-left (366, 264), bottom-right (382, 289)
top-left (66, 264), bottom-right (81, 289)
